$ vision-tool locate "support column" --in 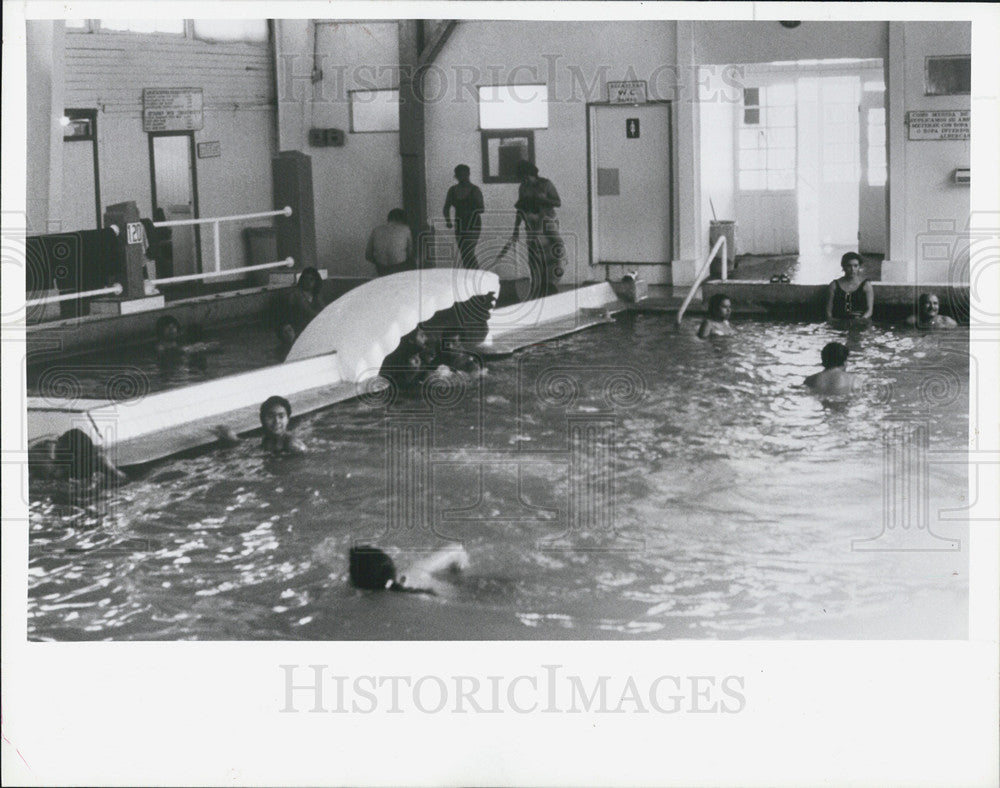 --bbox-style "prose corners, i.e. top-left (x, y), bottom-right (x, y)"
top-left (672, 21), bottom-right (703, 287)
top-left (398, 21), bottom-right (429, 256)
